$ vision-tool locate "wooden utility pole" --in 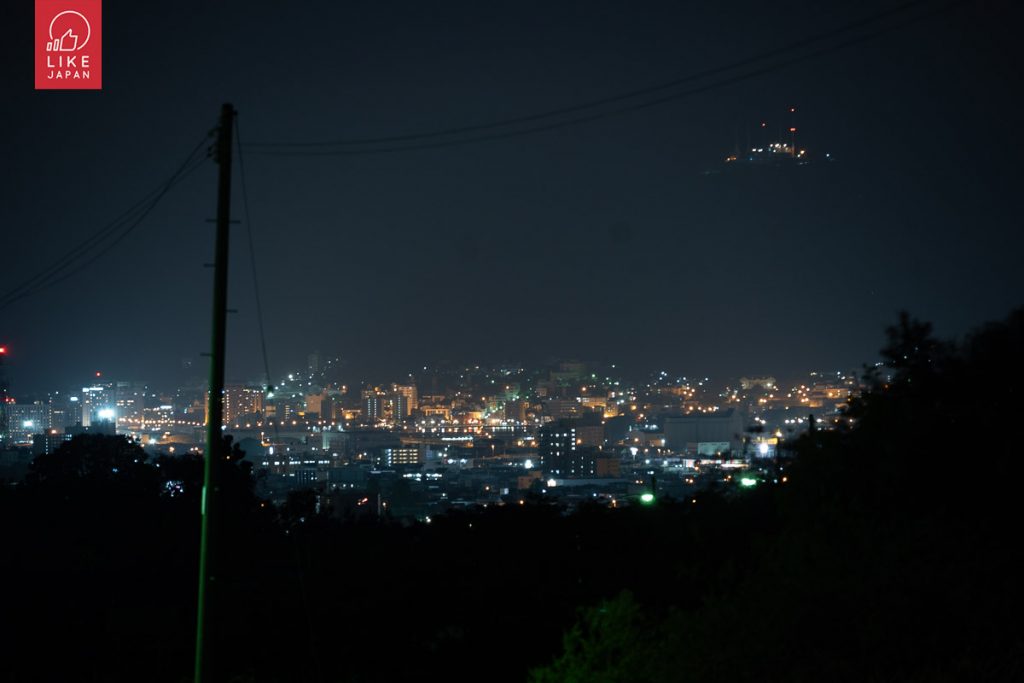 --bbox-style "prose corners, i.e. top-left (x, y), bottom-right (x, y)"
top-left (195, 102), bottom-right (234, 683)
